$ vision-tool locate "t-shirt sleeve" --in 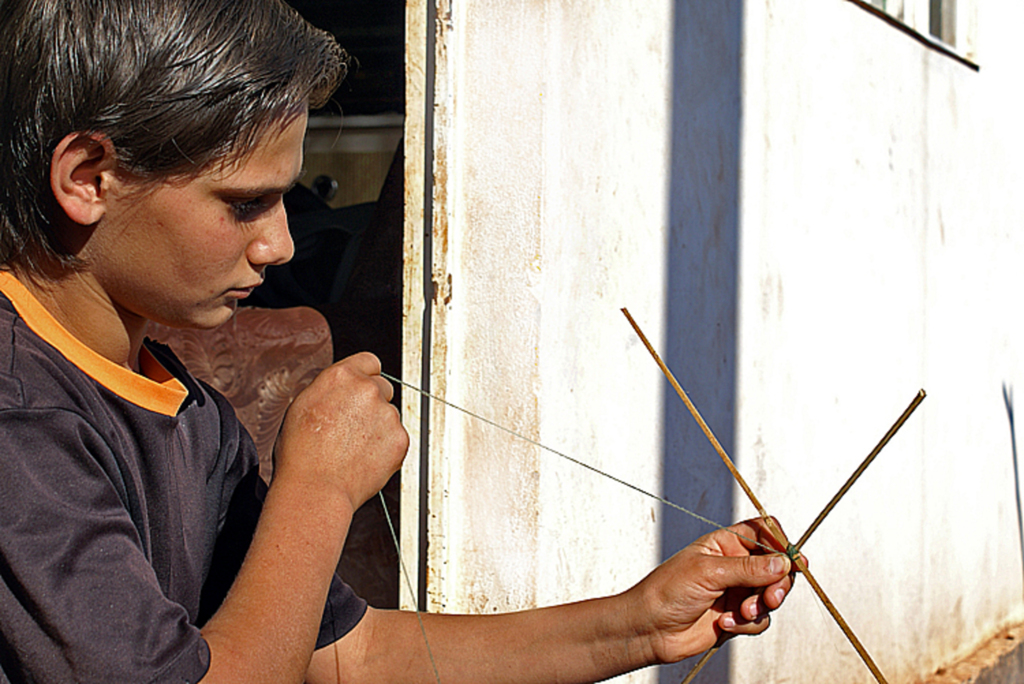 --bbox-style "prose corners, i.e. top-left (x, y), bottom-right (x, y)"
top-left (318, 574), bottom-right (369, 649)
top-left (0, 408), bottom-right (209, 684)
